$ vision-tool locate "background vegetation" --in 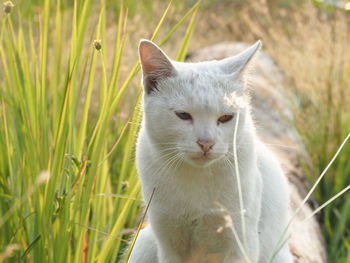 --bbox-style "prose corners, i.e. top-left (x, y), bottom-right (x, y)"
top-left (0, 0), bottom-right (349, 262)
